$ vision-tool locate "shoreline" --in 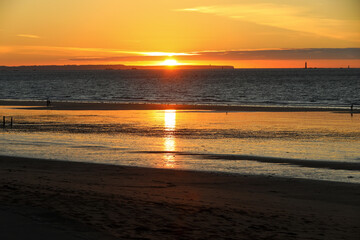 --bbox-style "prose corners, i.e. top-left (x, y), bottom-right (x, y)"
top-left (1, 155), bottom-right (359, 239)
top-left (1, 101), bottom-right (359, 184)
top-left (137, 151), bottom-right (360, 171)
top-left (2, 154), bottom-right (360, 183)
top-left (0, 99), bottom-right (358, 112)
